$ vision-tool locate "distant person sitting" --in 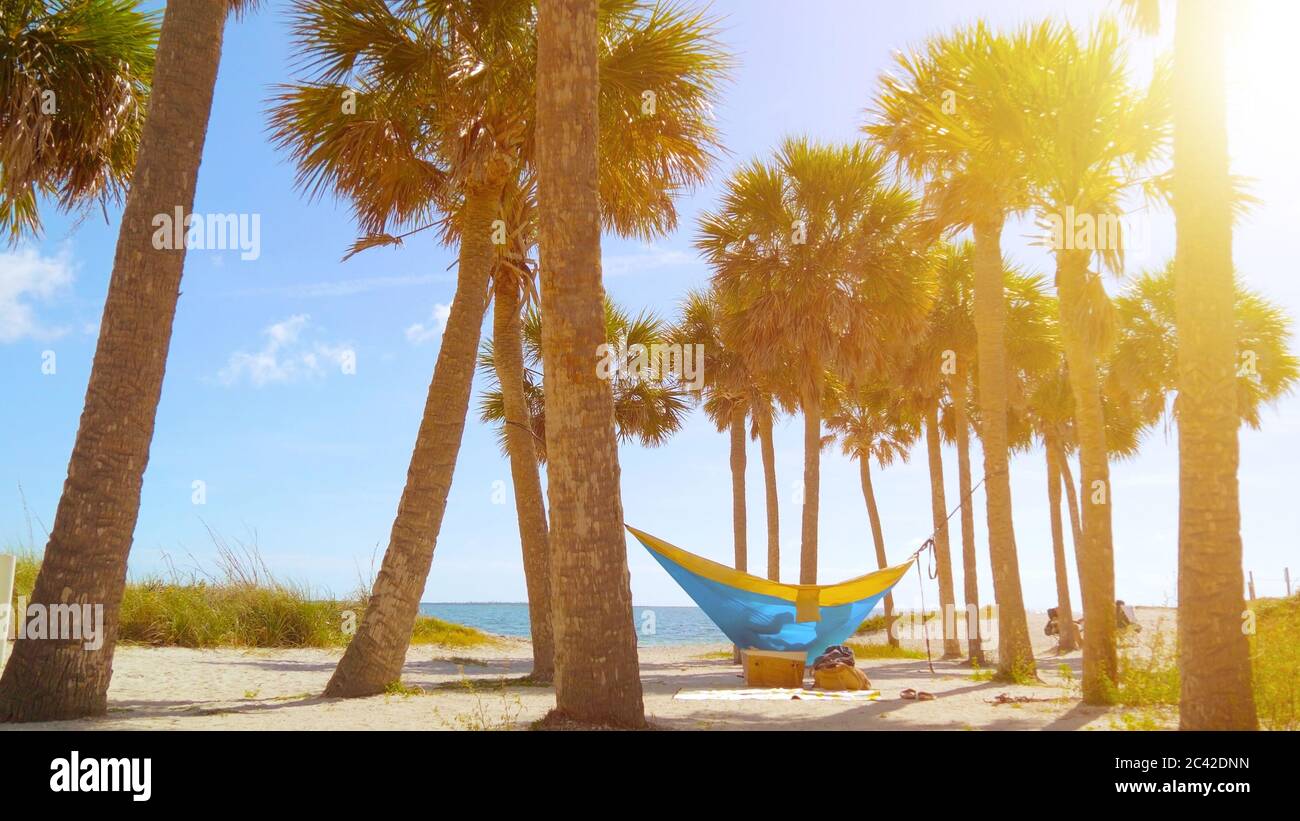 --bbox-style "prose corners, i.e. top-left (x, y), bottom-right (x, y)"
top-left (1115, 600), bottom-right (1141, 632)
